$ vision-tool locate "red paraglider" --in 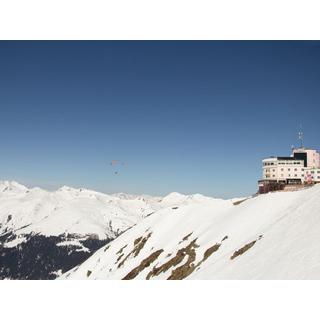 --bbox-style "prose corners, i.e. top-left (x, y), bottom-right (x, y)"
top-left (110, 160), bottom-right (124, 174)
